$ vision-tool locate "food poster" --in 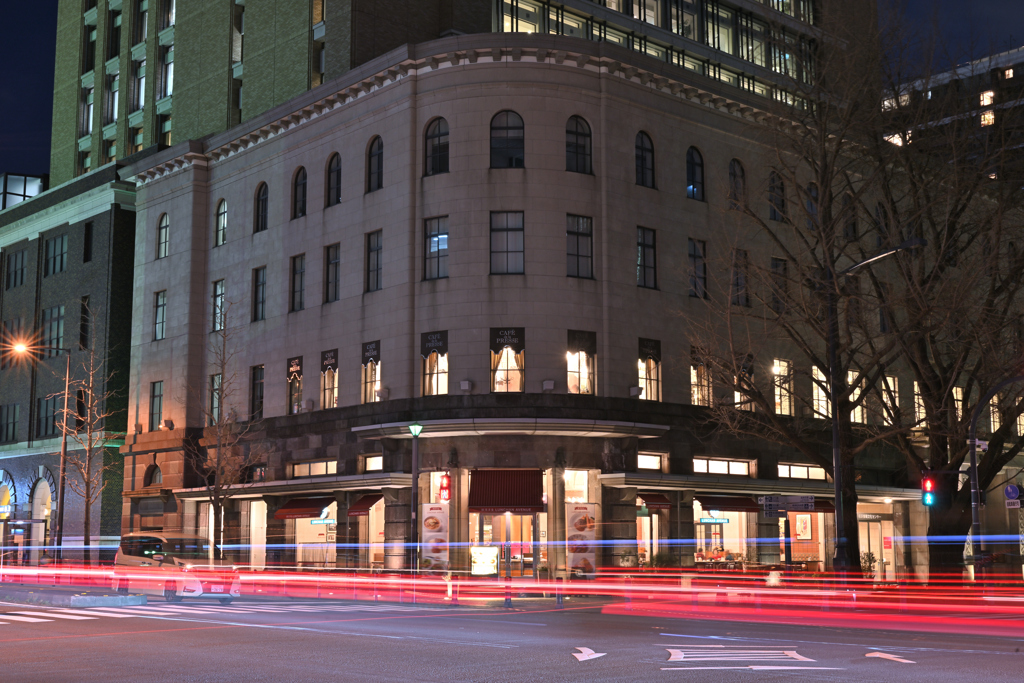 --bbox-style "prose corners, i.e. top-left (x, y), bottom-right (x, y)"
top-left (566, 503), bottom-right (597, 578)
top-left (421, 503), bottom-right (450, 570)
